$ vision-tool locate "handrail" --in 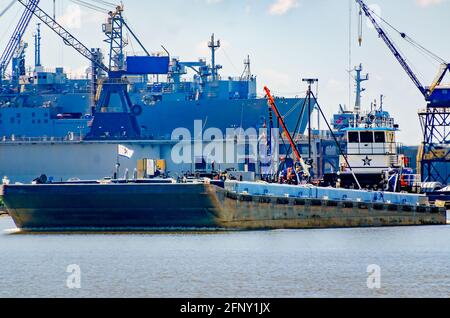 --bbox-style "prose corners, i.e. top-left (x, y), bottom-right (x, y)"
top-left (347, 142), bottom-right (398, 155)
